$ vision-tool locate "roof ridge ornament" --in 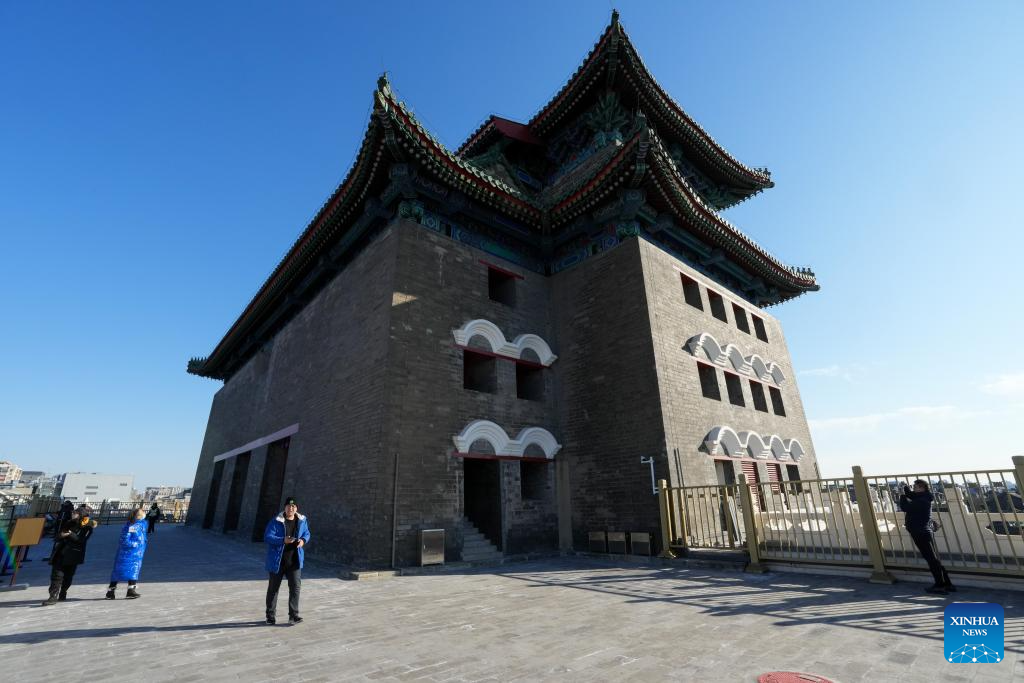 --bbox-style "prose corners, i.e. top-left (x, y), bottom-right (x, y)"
top-left (606, 10), bottom-right (621, 89)
top-left (377, 72), bottom-right (392, 97)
